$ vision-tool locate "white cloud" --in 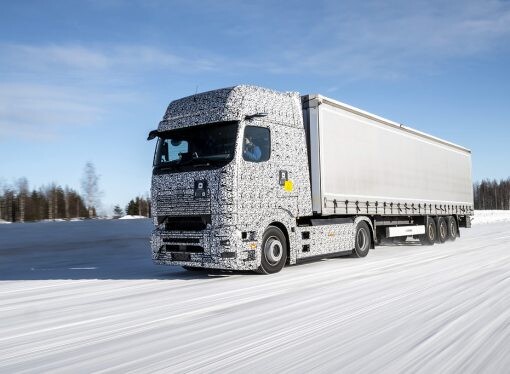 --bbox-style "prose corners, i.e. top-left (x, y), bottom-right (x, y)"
top-left (1, 44), bottom-right (223, 74)
top-left (4, 0), bottom-right (509, 82)
top-left (0, 83), bottom-right (123, 141)
top-left (0, 43), bottom-right (226, 141)
top-left (1, 0), bottom-right (509, 141)
top-left (269, 0), bottom-right (510, 78)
